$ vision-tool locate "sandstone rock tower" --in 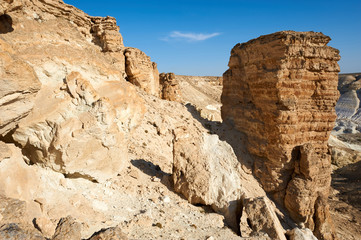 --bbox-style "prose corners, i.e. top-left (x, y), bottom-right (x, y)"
top-left (221, 31), bottom-right (340, 239)
top-left (159, 72), bottom-right (181, 102)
